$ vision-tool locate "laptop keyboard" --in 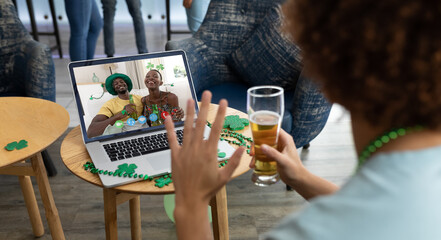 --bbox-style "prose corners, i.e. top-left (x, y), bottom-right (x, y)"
top-left (103, 129), bottom-right (184, 162)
